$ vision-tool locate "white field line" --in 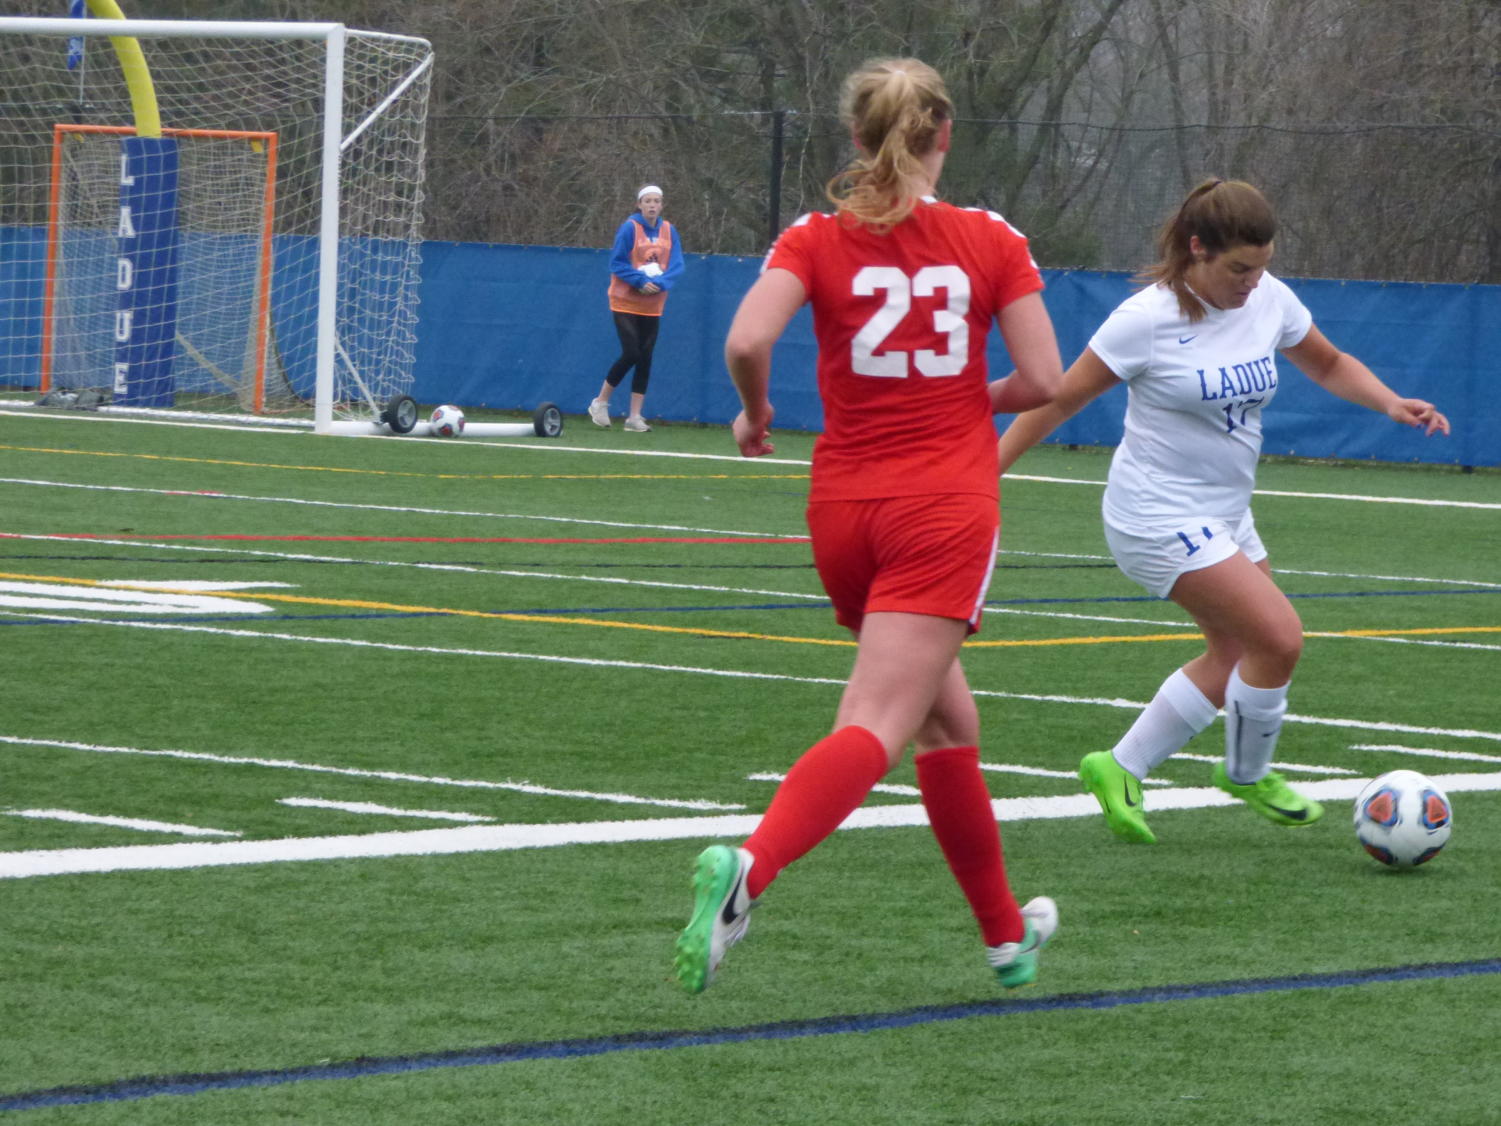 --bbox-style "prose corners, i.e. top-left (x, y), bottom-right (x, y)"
top-left (419, 440), bottom-right (1501, 513)
top-left (4, 472), bottom-right (1500, 568)
top-left (998, 471), bottom-right (1501, 512)
top-left (979, 761), bottom-right (1176, 784)
top-left (1308, 632), bottom-right (1501, 653)
top-left (0, 530), bottom-right (829, 604)
top-left (0, 406), bottom-right (305, 436)
top-left (750, 765), bottom-right (1172, 791)
top-left (1286, 568), bottom-right (1501, 591)
top-left (0, 405), bottom-right (814, 459)
top-left (1351, 743), bottom-right (1501, 765)
top-left (746, 771), bottom-right (922, 797)
top-left (0, 478), bottom-right (806, 540)
top-left (3, 613), bottom-right (1500, 747)
top-left (6, 770), bottom-right (1501, 880)
top-left (2, 808), bottom-right (239, 837)
top-left (0, 579), bottom-right (283, 615)
top-left (991, 685), bottom-right (1501, 742)
top-left (3, 481), bottom-right (1496, 600)
top-left (0, 735), bottom-right (743, 812)
top-left (1, 529), bottom-right (1493, 638)
top-left (990, 606), bottom-right (1190, 628)
top-left (5, 483), bottom-right (1494, 603)
top-left (278, 797), bottom-right (494, 823)
top-left (1252, 488), bottom-right (1501, 511)
top-left (1173, 752), bottom-right (1360, 776)
top-left (0, 530), bottom-right (1138, 622)
top-left (3, 406), bottom-right (1496, 512)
